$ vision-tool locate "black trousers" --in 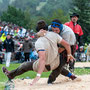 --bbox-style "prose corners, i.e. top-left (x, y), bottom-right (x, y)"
top-left (48, 45), bottom-right (76, 83)
top-left (24, 53), bottom-right (30, 61)
top-left (48, 51), bottom-right (69, 82)
top-left (0, 58), bottom-right (2, 64)
top-left (9, 61), bottom-right (34, 78)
